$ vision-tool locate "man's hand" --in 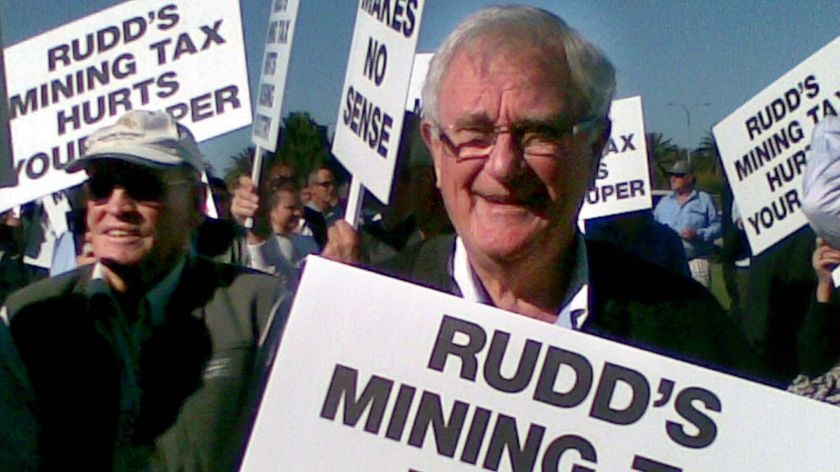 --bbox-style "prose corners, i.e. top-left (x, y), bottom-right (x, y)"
top-left (231, 175), bottom-right (260, 226)
top-left (680, 228), bottom-right (697, 240)
top-left (322, 220), bottom-right (361, 265)
top-left (231, 175), bottom-right (271, 244)
top-left (813, 237), bottom-right (840, 302)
